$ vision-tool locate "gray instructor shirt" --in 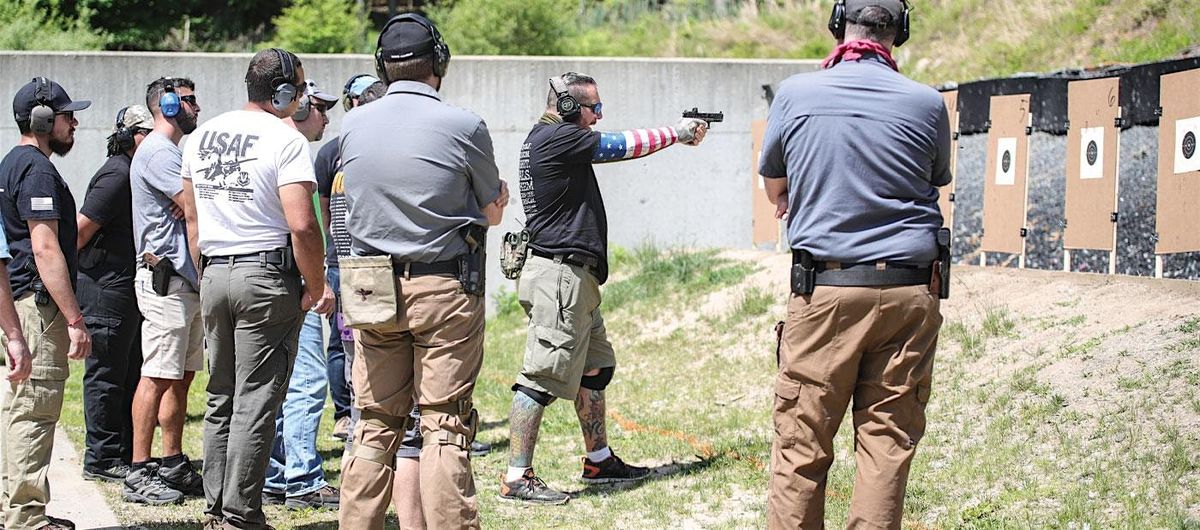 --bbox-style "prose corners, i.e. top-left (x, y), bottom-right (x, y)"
top-left (131, 131), bottom-right (199, 290)
top-left (759, 56), bottom-right (952, 264)
top-left (340, 80), bottom-right (501, 262)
